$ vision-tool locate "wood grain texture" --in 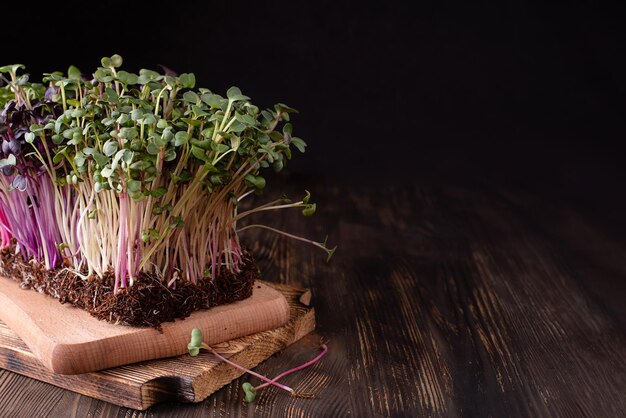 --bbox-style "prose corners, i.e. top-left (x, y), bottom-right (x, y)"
top-left (0, 279), bottom-right (289, 374)
top-left (0, 283), bottom-right (314, 410)
top-left (1, 177), bottom-right (625, 417)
